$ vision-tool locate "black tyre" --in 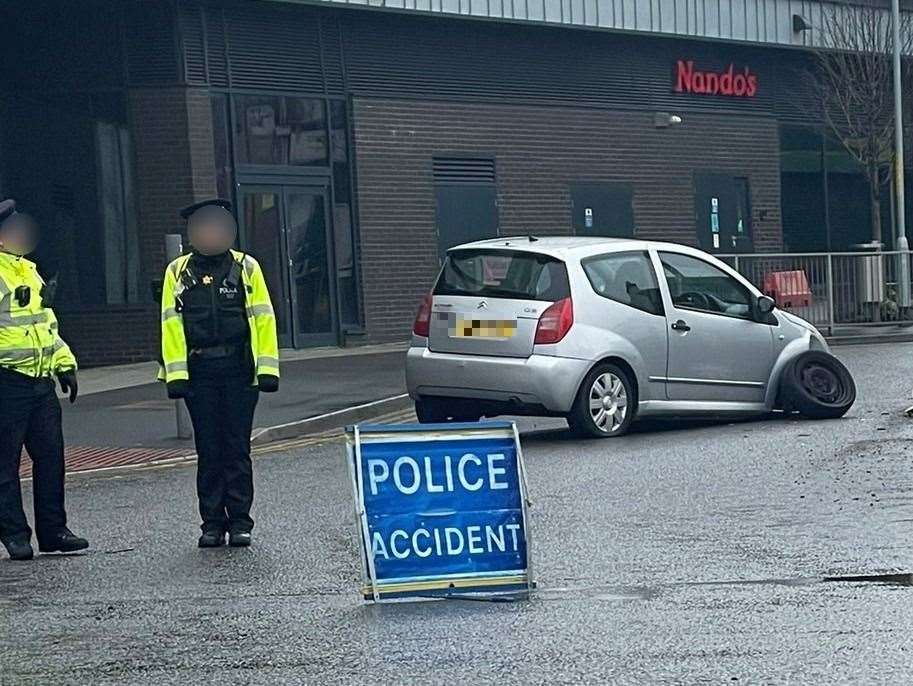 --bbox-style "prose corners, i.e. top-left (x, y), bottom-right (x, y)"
top-left (779, 351), bottom-right (856, 419)
top-left (415, 397), bottom-right (481, 424)
top-left (567, 362), bottom-right (636, 438)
